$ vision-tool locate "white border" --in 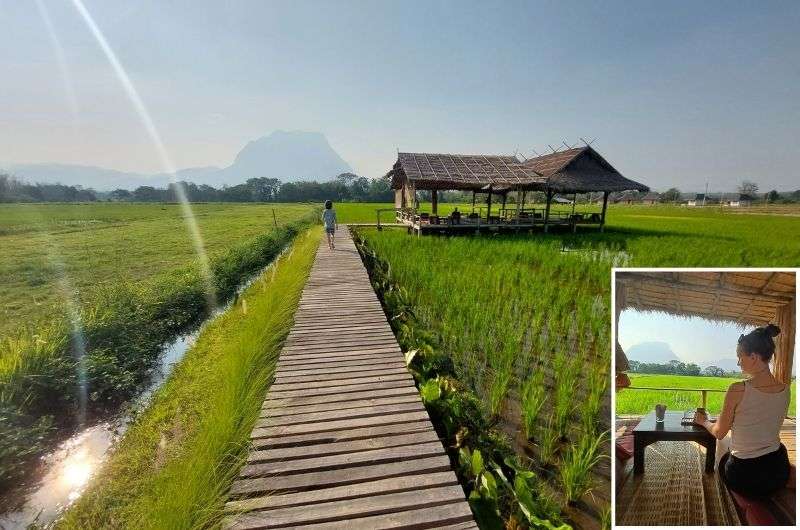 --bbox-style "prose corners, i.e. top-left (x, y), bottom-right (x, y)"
top-left (611, 267), bottom-right (798, 530)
